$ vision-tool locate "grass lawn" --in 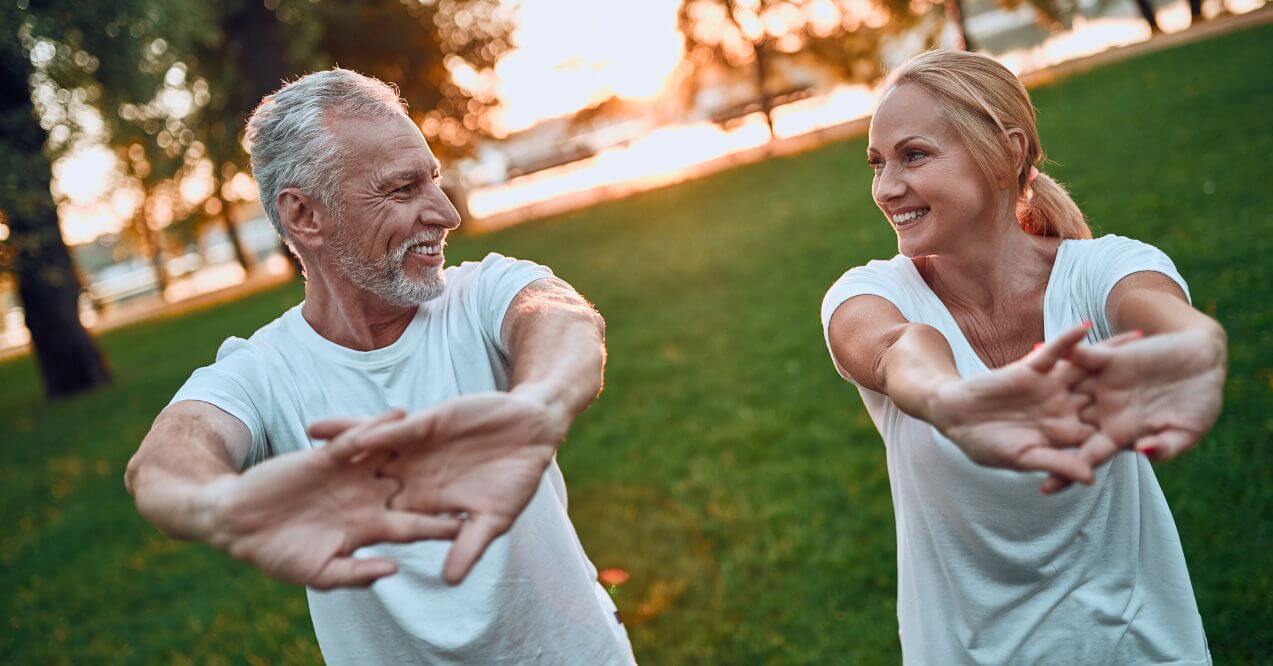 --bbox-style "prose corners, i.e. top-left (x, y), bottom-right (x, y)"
top-left (3, 24), bottom-right (1271, 664)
